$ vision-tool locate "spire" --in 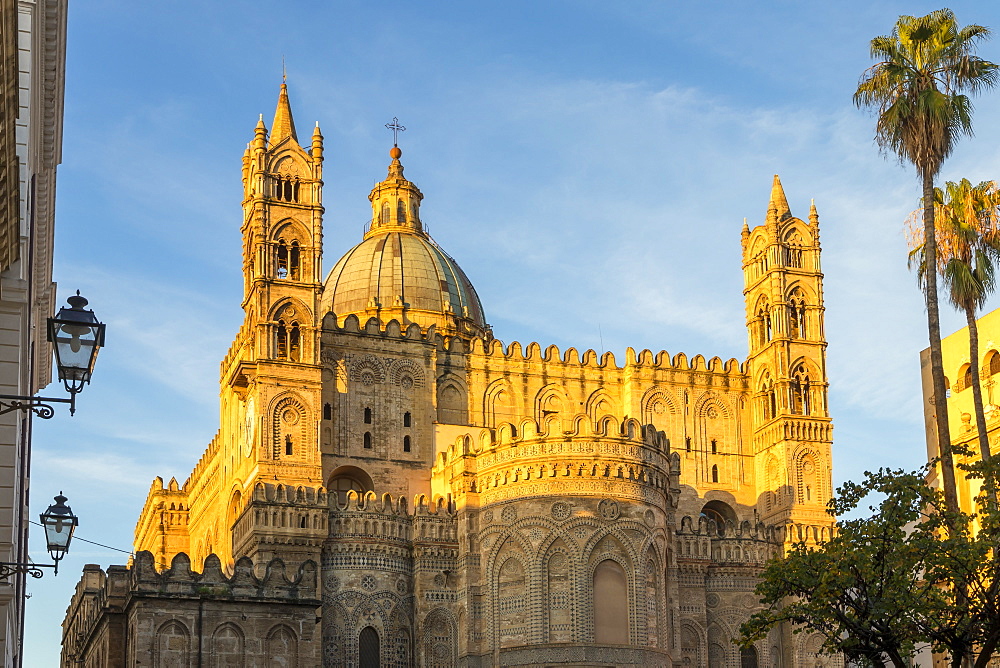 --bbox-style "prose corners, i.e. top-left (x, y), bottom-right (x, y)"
top-left (270, 83), bottom-right (298, 146)
top-left (767, 175), bottom-right (791, 222)
top-left (809, 198), bottom-right (819, 226)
